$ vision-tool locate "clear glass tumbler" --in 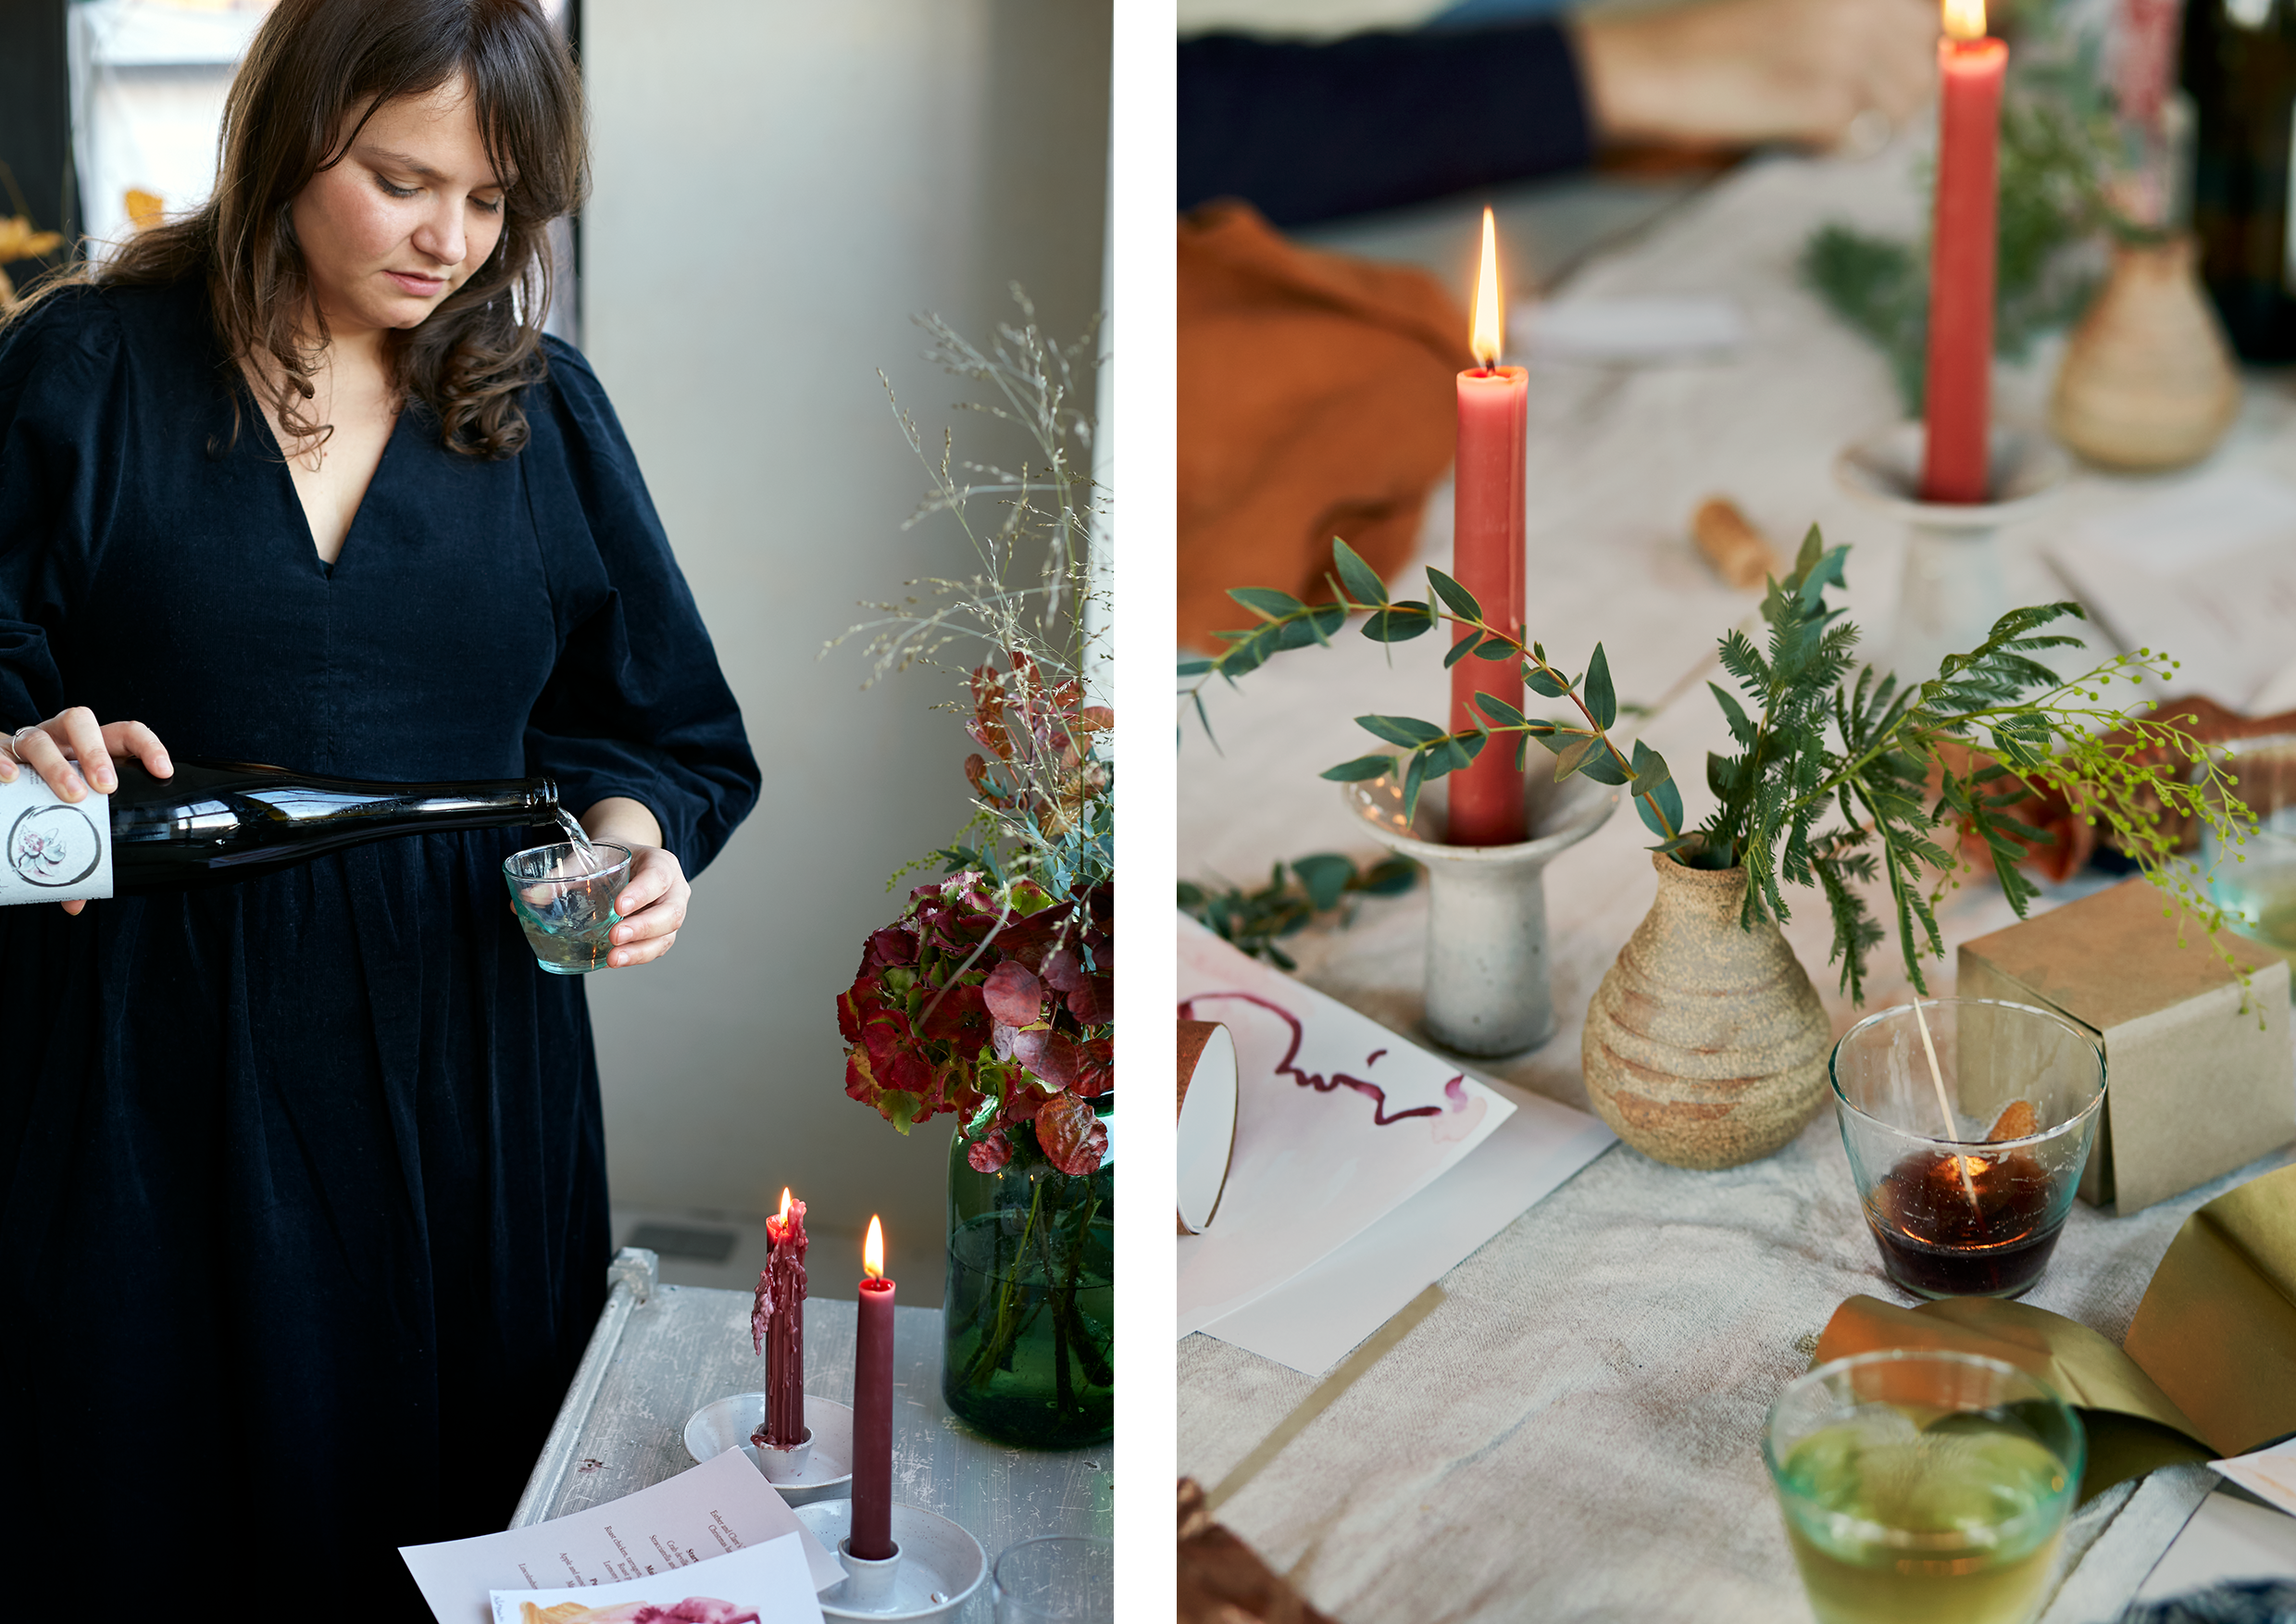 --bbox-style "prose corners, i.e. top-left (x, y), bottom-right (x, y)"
top-left (1765, 1349), bottom-right (2084, 1624)
top-left (501, 840), bottom-right (632, 975)
top-left (2199, 731), bottom-right (2296, 964)
top-left (992, 1535), bottom-right (1115, 1624)
top-left (1830, 999), bottom-right (2104, 1299)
